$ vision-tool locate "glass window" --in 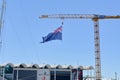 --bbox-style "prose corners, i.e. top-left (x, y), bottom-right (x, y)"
top-left (14, 70), bottom-right (37, 80)
top-left (50, 70), bottom-right (70, 80)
